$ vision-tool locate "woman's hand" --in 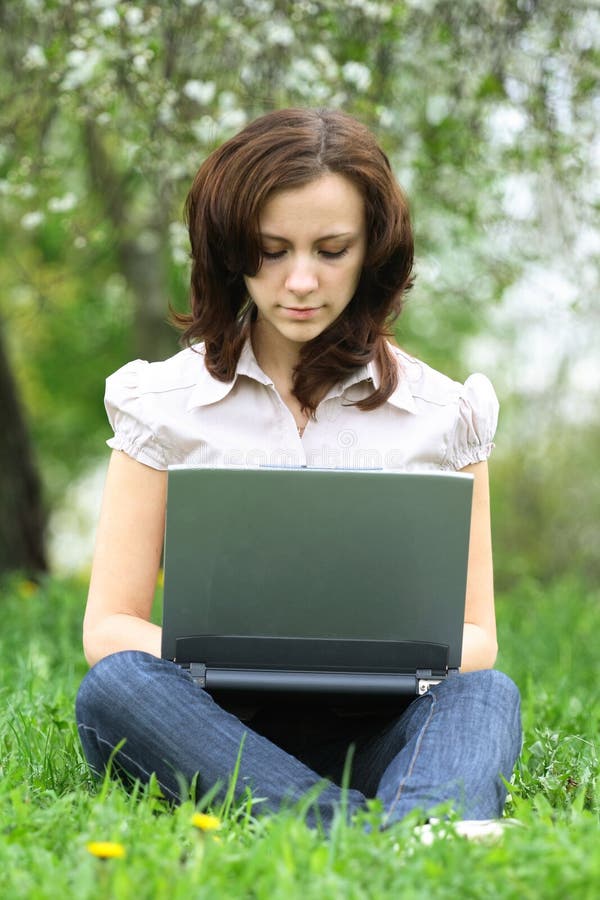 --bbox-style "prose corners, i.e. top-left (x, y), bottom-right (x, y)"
top-left (459, 460), bottom-right (498, 671)
top-left (83, 451), bottom-right (167, 666)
